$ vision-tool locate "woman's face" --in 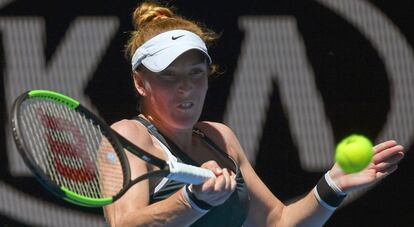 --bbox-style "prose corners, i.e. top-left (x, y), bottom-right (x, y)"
top-left (136, 50), bottom-right (209, 130)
